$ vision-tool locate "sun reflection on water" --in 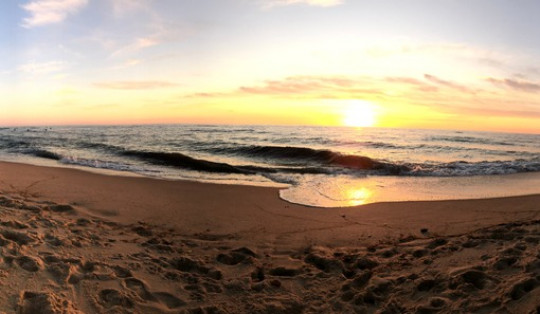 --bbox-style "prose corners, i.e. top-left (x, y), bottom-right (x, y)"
top-left (346, 187), bottom-right (373, 206)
